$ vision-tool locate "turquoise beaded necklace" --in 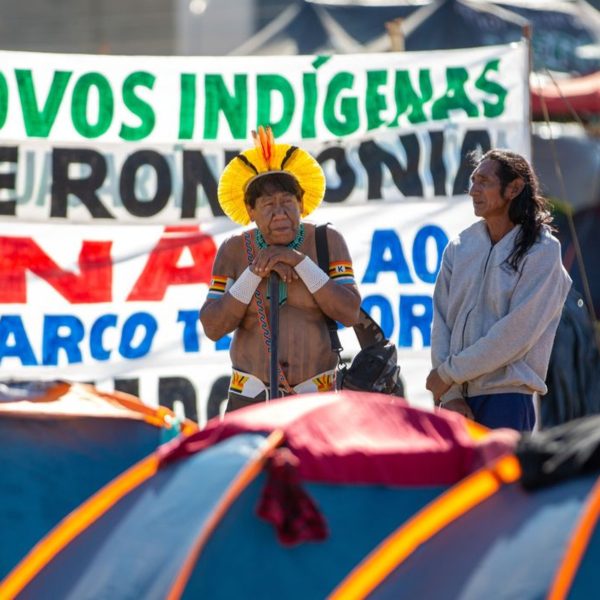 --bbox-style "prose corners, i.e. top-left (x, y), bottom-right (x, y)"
top-left (254, 224), bottom-right (305, 305)
top-left (255, 223), bottom-right (305, 251)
